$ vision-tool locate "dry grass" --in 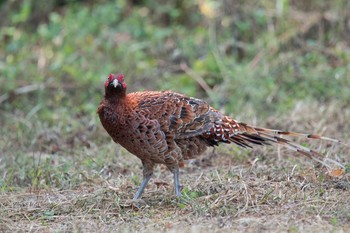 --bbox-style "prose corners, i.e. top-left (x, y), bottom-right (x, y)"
top-left (1, 166), bottom-right (349, 232)
top-left (1, 101), bottom-right (349, 232)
